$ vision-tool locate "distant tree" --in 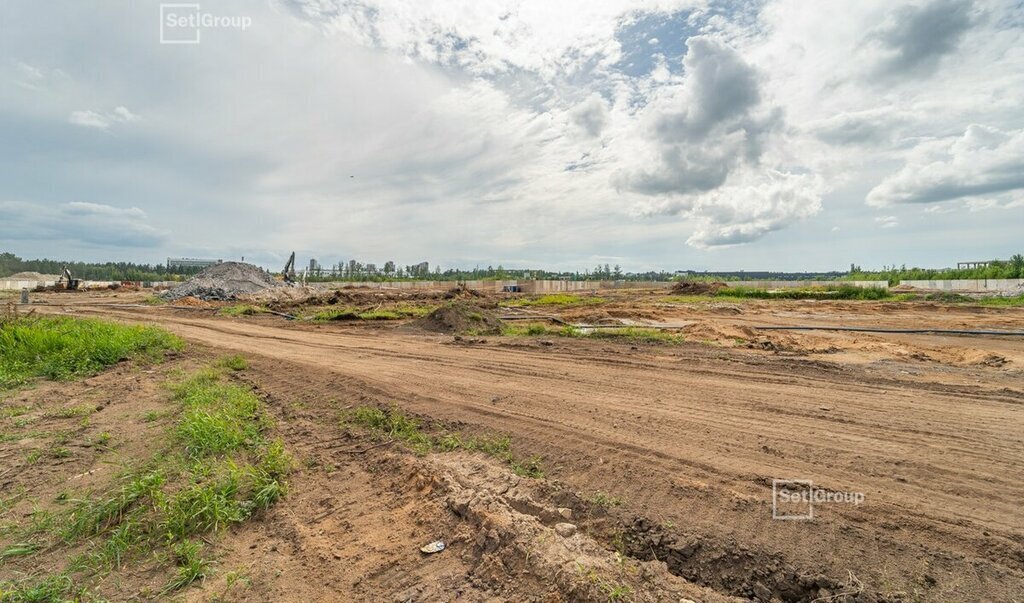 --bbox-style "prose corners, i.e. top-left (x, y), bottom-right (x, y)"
top-left (1010, 254), bottom-right (1024, 278)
